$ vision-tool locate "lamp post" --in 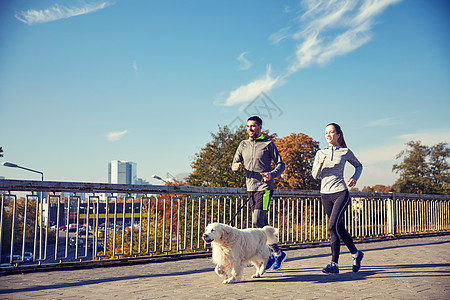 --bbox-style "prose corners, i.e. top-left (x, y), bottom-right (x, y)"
top-left (152, 174), bottom-right (168, 184)
top-left (1, 161), bottom-right (44, 181)
top-left (2, 161), bottom-right (45, 257)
